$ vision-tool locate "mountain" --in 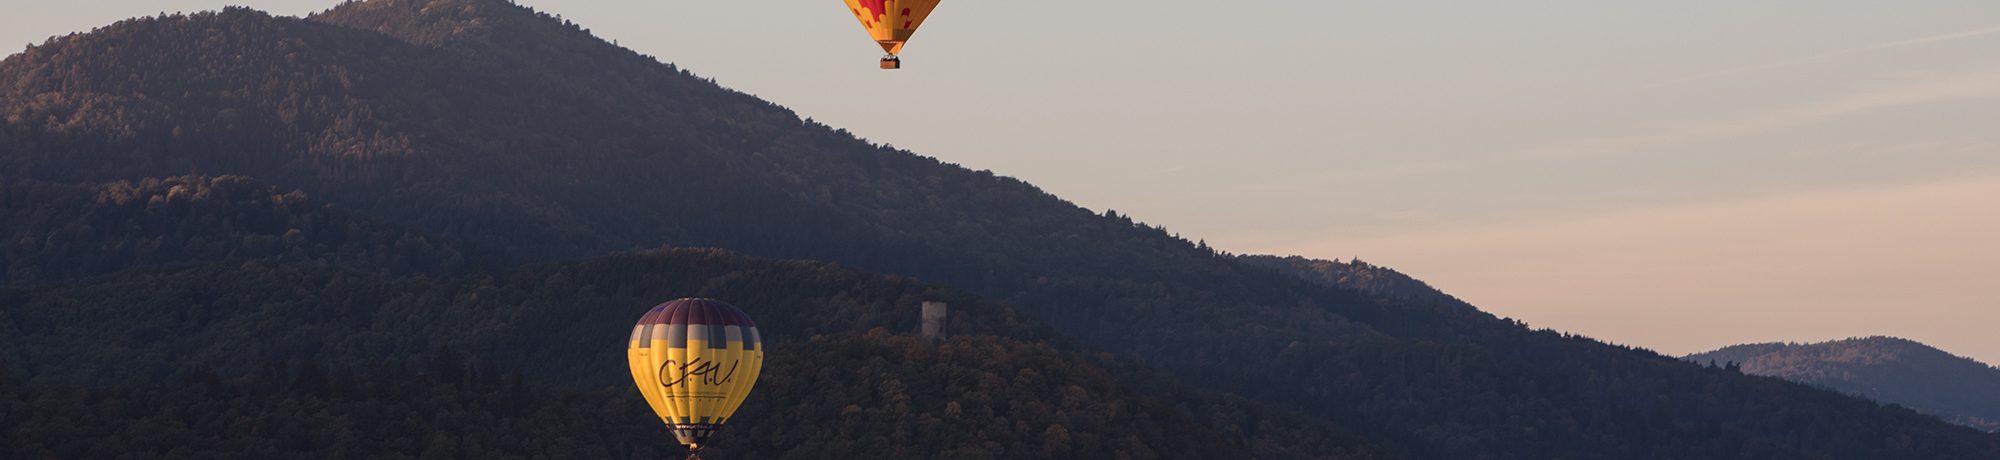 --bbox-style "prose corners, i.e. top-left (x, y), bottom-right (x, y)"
top-left (1, 336), bottom-right (1292, 459)
top-left (0, 335), bottom-right (1275, 459)
top-left (5, 1), bottom-right (2000, 458)
top-left (0, 175), bottom-right (492, 284)
top-left (1688, 337), bottom-right (2000, 432)
top-left (0, 175), bottom-right (1390, 459)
